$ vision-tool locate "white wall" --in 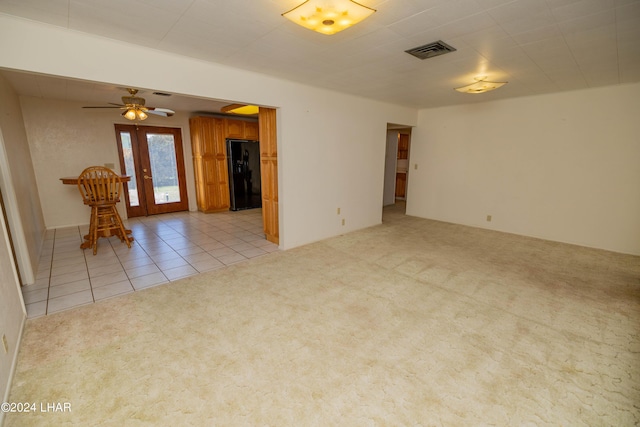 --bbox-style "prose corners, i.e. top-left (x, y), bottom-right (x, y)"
top-left (0, 14), bottom-right (417, 250)
top-left (20, 97), bottom-right (197, 228)
top-left (408, 83), bottom-right (640, 255)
